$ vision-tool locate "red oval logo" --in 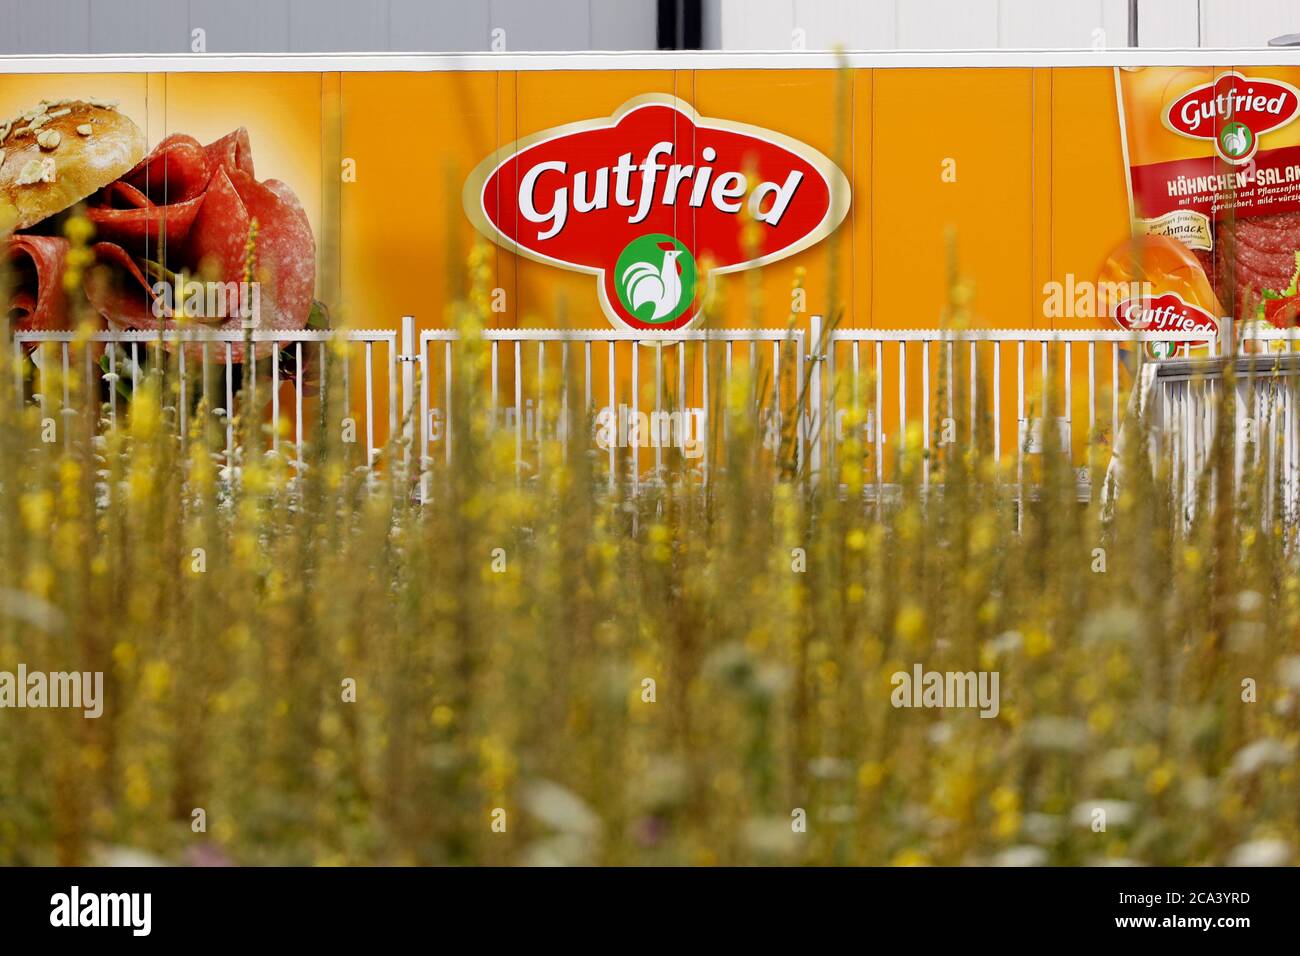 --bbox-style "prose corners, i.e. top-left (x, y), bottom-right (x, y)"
top-left (1114, 291), bottom-right (1219, 353)
top-left (463, 94), bottom-right (850, 332)
top-left (1163, 71), bottom-right (1300, 164)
